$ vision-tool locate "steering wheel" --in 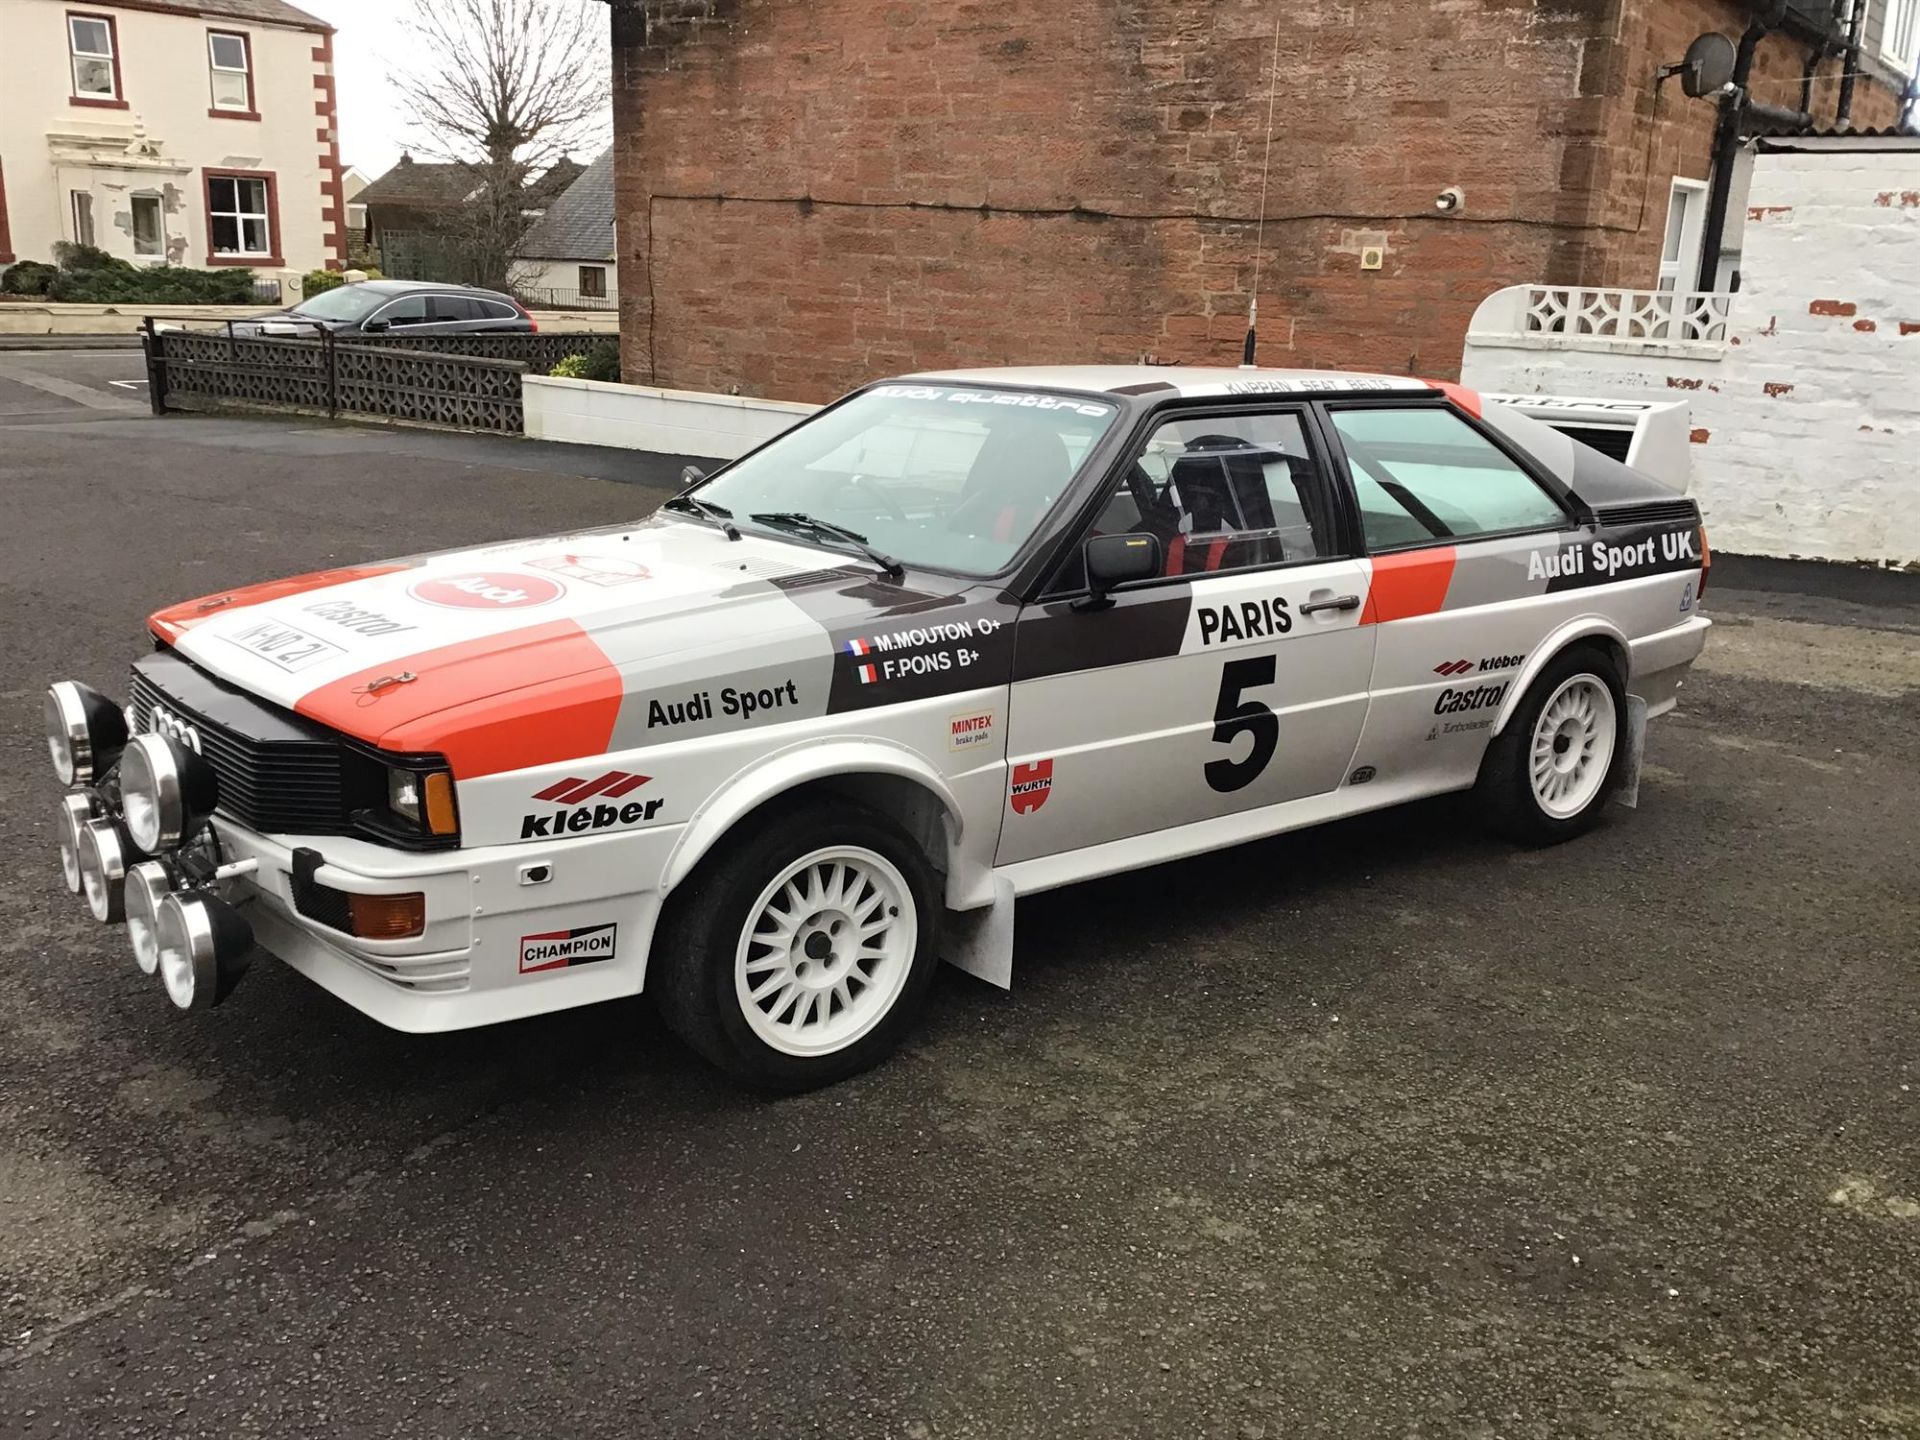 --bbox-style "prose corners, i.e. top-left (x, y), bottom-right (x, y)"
top-left (827, 475), bottom-right (908, 524)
